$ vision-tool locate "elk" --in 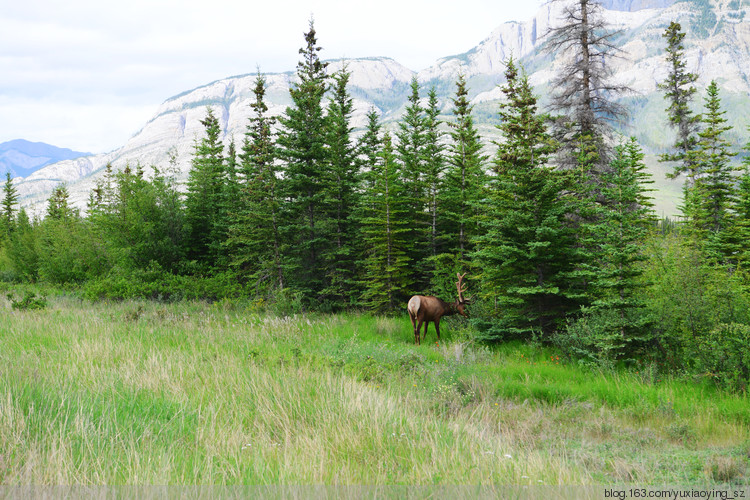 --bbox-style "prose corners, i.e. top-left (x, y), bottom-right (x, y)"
top-left (407, 273), bottom-right (469, 345)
